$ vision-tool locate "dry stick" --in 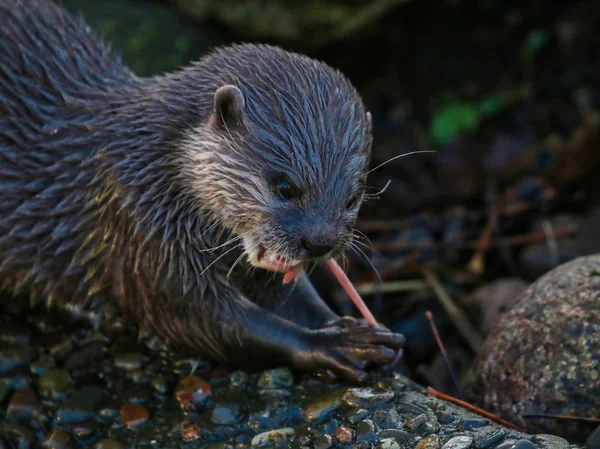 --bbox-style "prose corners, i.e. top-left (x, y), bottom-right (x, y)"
top-left (522, 414), bottom-right (600, 424)
top-left (468, 210), bottom-right (498, 275)
top-left (427, 387), bottom-right (525, 432)
top-left (425, 311), bottom-right (463, 400)
top-left (355, 280), bottom-right (429, 296)
top-left (422, 268), bottom-right (483, 353)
